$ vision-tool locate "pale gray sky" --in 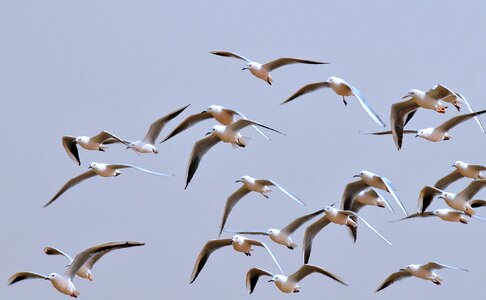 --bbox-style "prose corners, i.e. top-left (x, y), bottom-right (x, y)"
top-left (1, 1), bottom-right (486, 299)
